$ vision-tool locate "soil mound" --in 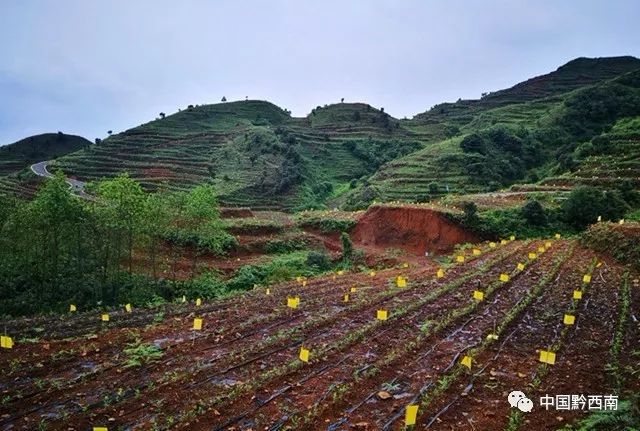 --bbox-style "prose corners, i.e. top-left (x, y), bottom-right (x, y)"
top-left (351, 205), bottom-right (479, 255)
